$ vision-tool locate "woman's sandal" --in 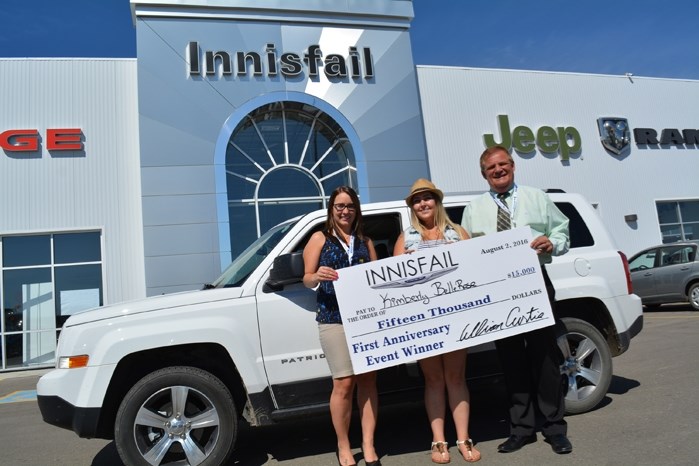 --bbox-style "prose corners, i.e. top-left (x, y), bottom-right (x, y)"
top-left (456, 439), bottom-right (481, 463)
top-left (431, 441), bottom-right (450, 464)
